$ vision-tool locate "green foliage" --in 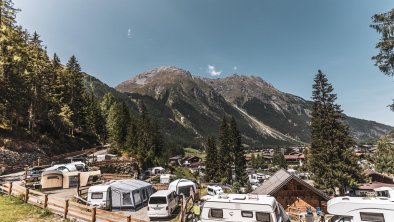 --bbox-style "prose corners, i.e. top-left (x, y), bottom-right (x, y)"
top-left (218, 117), bottom-right (232, 184)
top-left (272, 147), bottom-right (287, 169)
top-left (0, 1), bottom-right (105, 147)
top-left (230, 117), bottom-right (248, 186)
top-left (205, 136), bottom-right (218, 182)
top-left (375, 136), bottom-right (394, 175)
top-left (308, 70), bottom-right (362, 195)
